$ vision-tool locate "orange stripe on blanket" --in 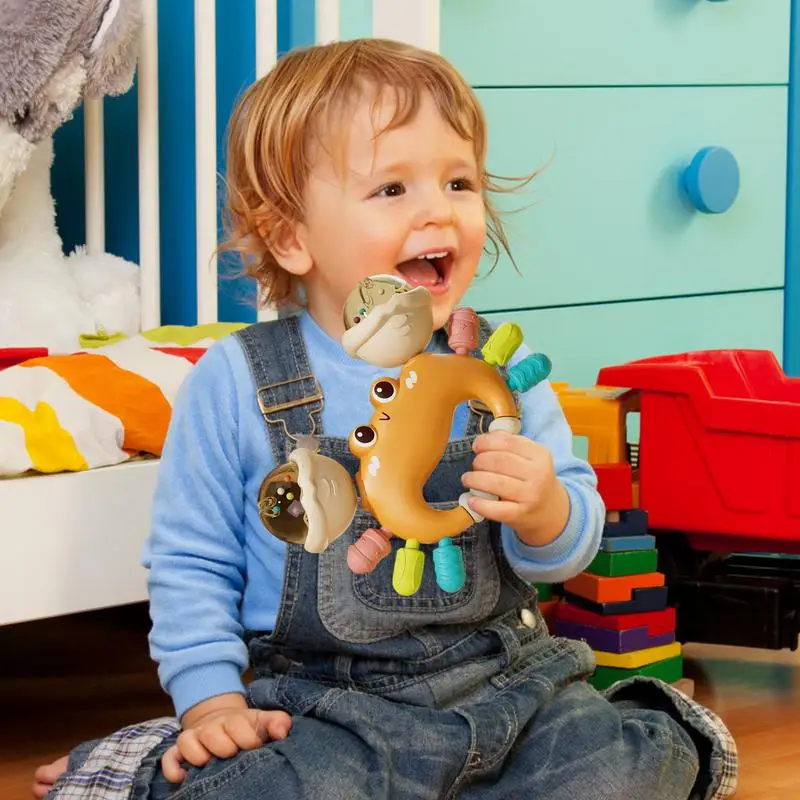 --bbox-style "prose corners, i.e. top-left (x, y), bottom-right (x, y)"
top-left (21, 354), bottom-right (171, 456)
